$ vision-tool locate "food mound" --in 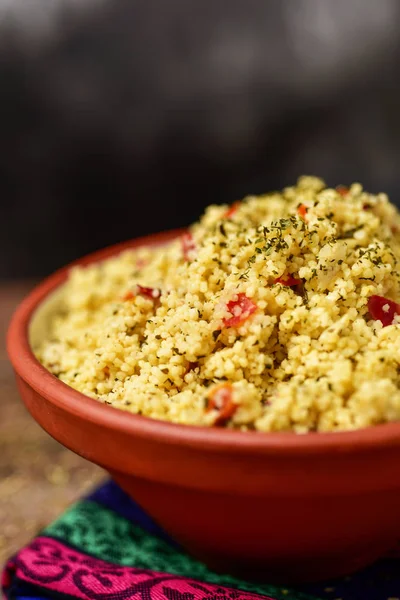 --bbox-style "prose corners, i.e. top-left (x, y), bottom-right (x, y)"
top-left (36, 177), bottom-right (400, 433)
